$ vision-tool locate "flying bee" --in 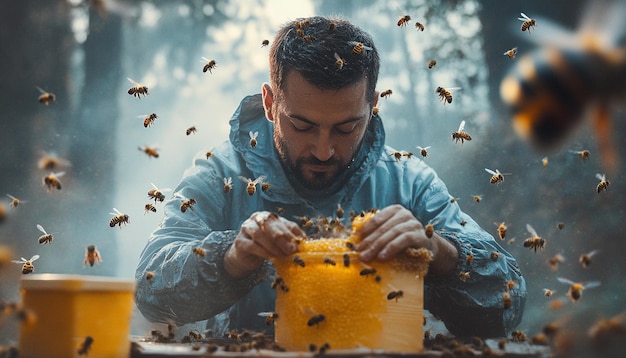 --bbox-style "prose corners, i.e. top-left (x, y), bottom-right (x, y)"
top-left (427, 60), bottom-right (436, 69)
top-left (347, 41), bottom-right (372, 55)
top-left (43, 171), bottom-right (65, 191)
top-left (6, 194), bottom-right (25, 208)
top-left (503, 47), bottom-right (518, 59)
top-left (192, 247), bottom-right (206, 257)
top-left (12, 255), bottom-right (40, 274)
top-left (77, 336), bottom-right (94, 356)
top-left (518, 12), bottom-right (537, 33)
top-left (424, 219), bottom-right (440, 238)
top-left (523, 224), bottom-right (546, 252)
top-left (451, 120), bottom-right (472, 144)
top-left (336, 203), bottom-right (344, 218)
top-left (223, 177), bottom-right (233, 193)
top-left (436, 86), bottom-right (460, 104)
top-left (147, 183), bottom-right (171, 203)
top-left (261, 39), bottom-right (270, 47)
top-left (144, 203), bottom-right (157, 214)
top-left (569, 149), bottom-right (590, 160)
top-left (202, 57), bottom-right (217, 73)
top-left (557, 222), bottom-right (565, 230)
top-left (293, 255), bottom-right (305, 267)
top-left (415, 21), bottom-right (425, 31)
top-left (83, 245), bottom-right (102, 267)
top-left (333, 52), bottom-right (345, 70)
top-left (38, 151), bottom-right (71, 171)
top-left (36, 86), bottom-right (55, 105)
top-left (302, 35), bottom-right (316, 43)
top-left (387, 290), bottom-right (404, 302)
top-left (109, 208), bottom-right (130, 228)
top-left (380, 89), bottom-right (393, 98)
top-left (542, 157), bottom-right (549, 166)
top-left (36, 224), bottom-right (53, 245)
top-left (472, 195), bottom-right (483, 203)
top-left (595, 173), bottom-right (610, 193)
top-left (372, 106), bottom-right (380, 116)
top-left (506, 280), bottom-right (518, 291)
top-left (390, 151), bottom-right (403, 162)
top-left (249, 131), bottom-right (259, 148)
top-left (557, 277), bottom-right (601, 303)
top-left (485, 168), bottom-right (509, 184)
top-left (543, 288), bottom-right (555, 298)
top-left (397, 15), bottom-right (411, 27)
top-left (494, 221), bottom-right (507, 240)
top-left (261, 181), bottom-right (270, 192)
top-left (258, 312), bottom-right (278, 326)
top-left (503, 292), bottom-right (512, 309)
top-left (139, 113), bottom-right (157, 128)
top-left (186, 125), bottom-right (197, 135)
top-left (180, 197), bottom-right (197, 213)
top-left (206, 147), bottom-right (214, 160)
top-left (238, 176), bottom-right (266, 196)
top-left (139, 145), bottom-right (159, 158)
top-left (127, 77), bottom-right (148, 98)
top-left (307, 314), bottom-right (325, 327)
top-left (417, 146), bottom-right (431, 158)
top-left (579, 249), bottom-right (599, 269)
top-left (546, 253), bottom-right (565, 270)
